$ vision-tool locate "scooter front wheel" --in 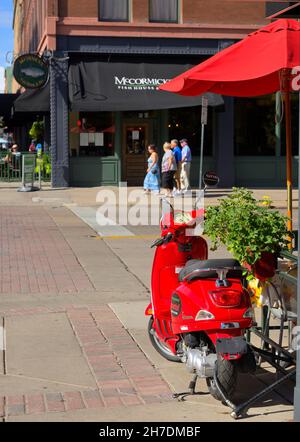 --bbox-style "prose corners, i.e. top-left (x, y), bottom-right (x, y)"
top-left (206, 355), bottom-right (237, 402)
top-left (148, 317), bottom-right (181, 363)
